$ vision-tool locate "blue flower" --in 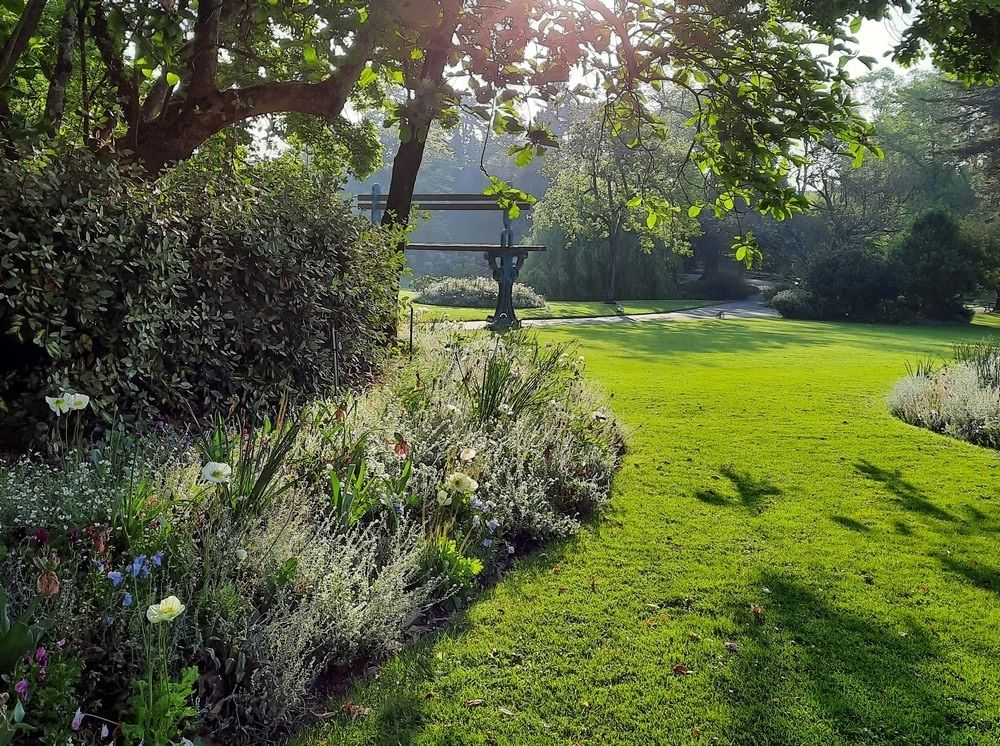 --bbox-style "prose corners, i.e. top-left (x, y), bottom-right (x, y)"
top-left (95, 560), bottom-right (106, 572)
top-left (481, 538), bottom-right (493, 548)
top-left (107, 571), bottom-right (123, 587)
top-left (486, 518), bottom-right (500, 533)
top-left (151, 551), bottom-right (164, 567)
top-left (129, 555), bottom-right (149, 579)
top-left (122, 592), bottom-right (133, 607)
